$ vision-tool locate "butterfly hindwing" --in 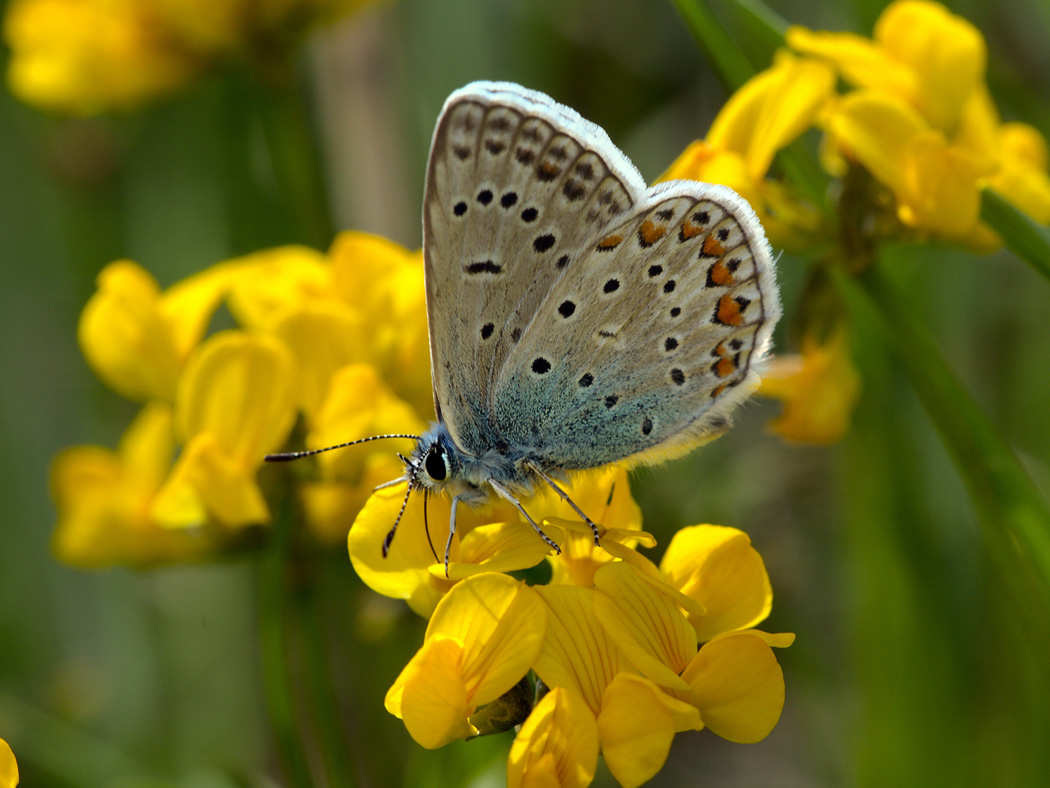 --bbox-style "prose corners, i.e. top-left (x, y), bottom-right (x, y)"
top-left (497, 182), bottom-right (779, 469)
